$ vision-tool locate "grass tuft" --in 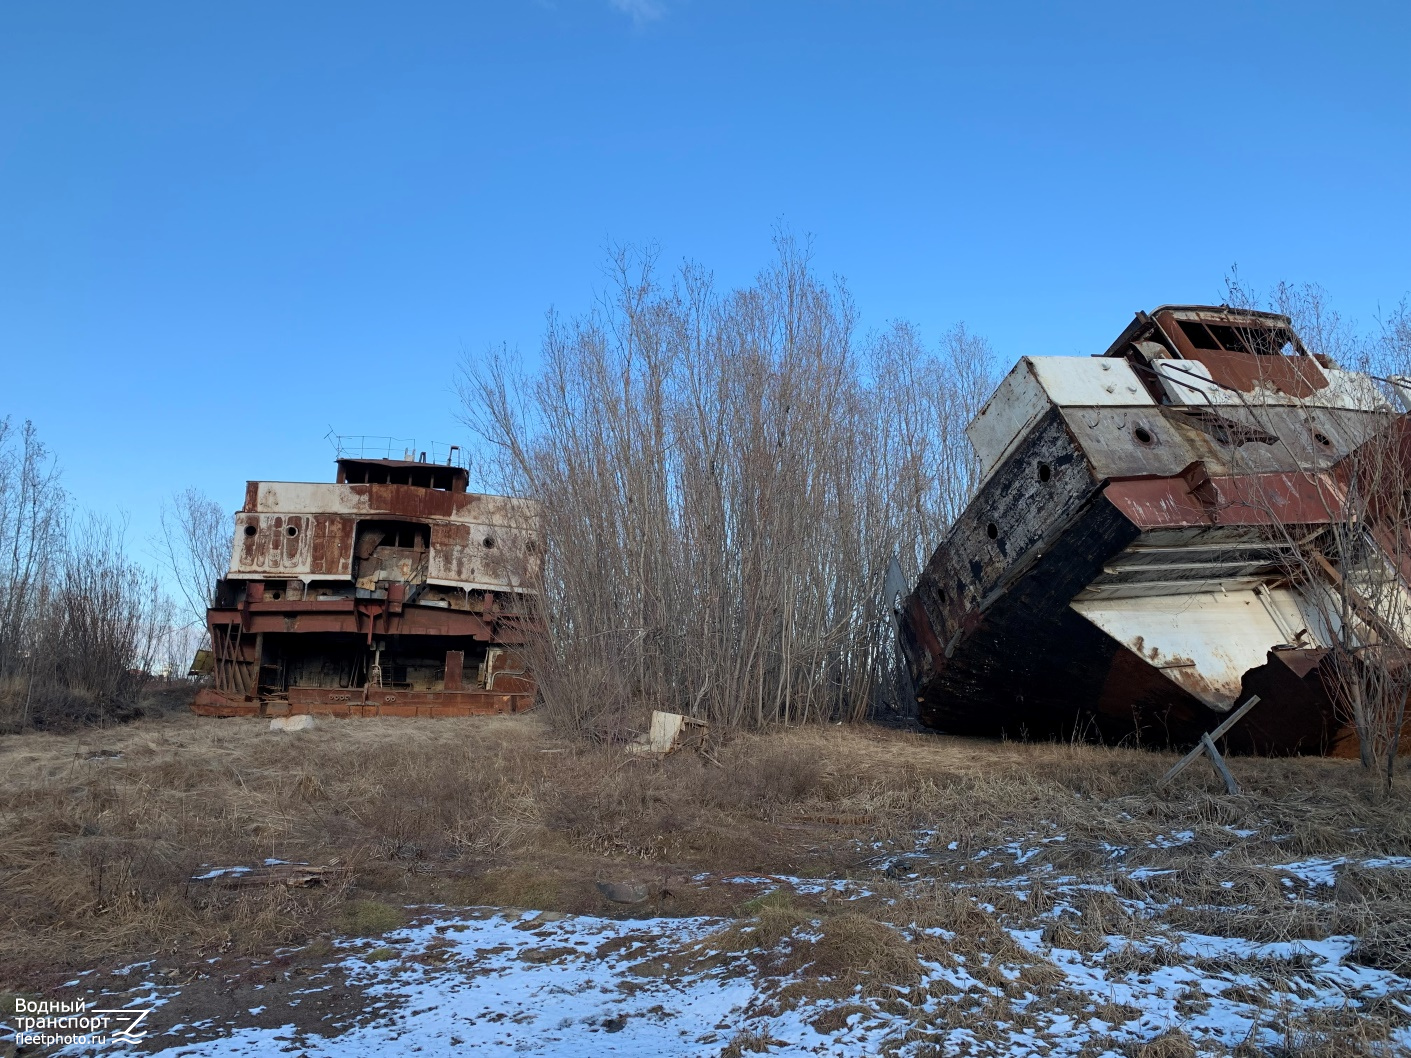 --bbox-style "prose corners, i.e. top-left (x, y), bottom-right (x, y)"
top-left (342, 900), bottom-right (407, 937)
